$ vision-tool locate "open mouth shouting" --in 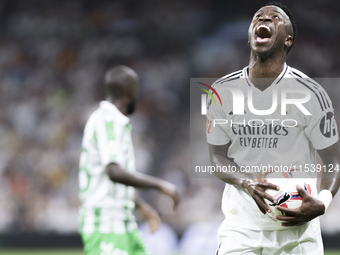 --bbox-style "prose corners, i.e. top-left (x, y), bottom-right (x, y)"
top-left (255, 24), bottom-right (272, 44)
